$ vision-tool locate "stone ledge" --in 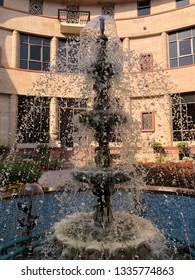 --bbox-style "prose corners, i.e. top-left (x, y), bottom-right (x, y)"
top-left (1, 185), bottom-right (195, 200)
